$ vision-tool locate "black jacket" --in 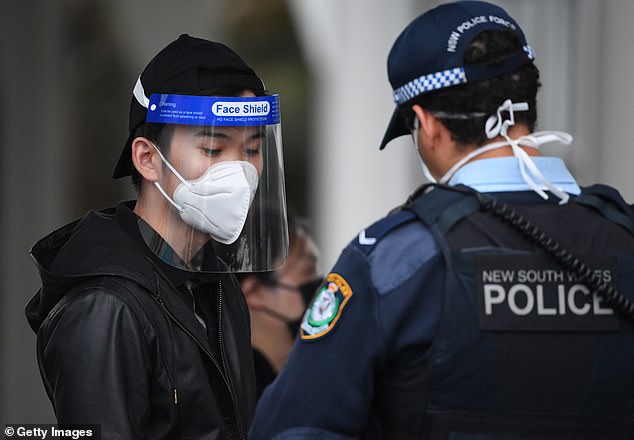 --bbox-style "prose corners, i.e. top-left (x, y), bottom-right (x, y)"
top-left (25, 203), bottom-right (256, 439)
